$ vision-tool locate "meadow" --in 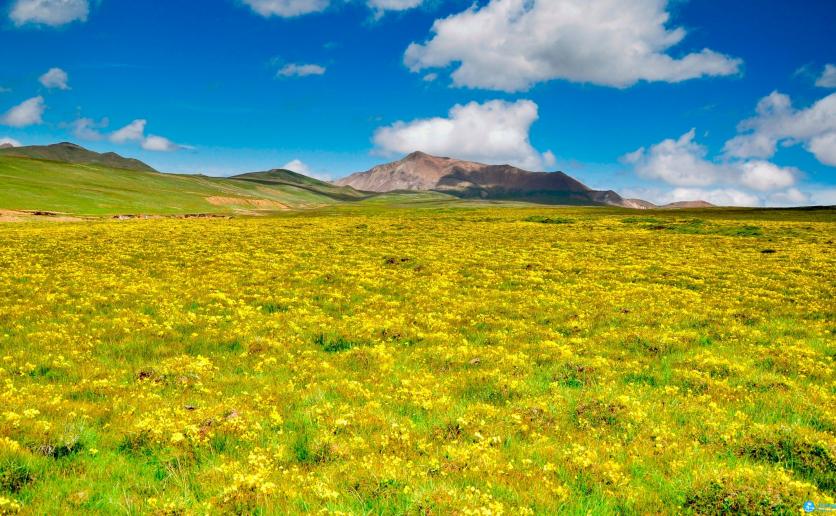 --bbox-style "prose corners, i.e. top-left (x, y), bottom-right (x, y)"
top-left (0, 206), bottom-right (833, 514)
